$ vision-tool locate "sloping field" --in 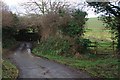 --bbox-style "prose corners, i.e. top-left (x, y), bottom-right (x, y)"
top-left (84, 17), bottom-right (111, 42)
